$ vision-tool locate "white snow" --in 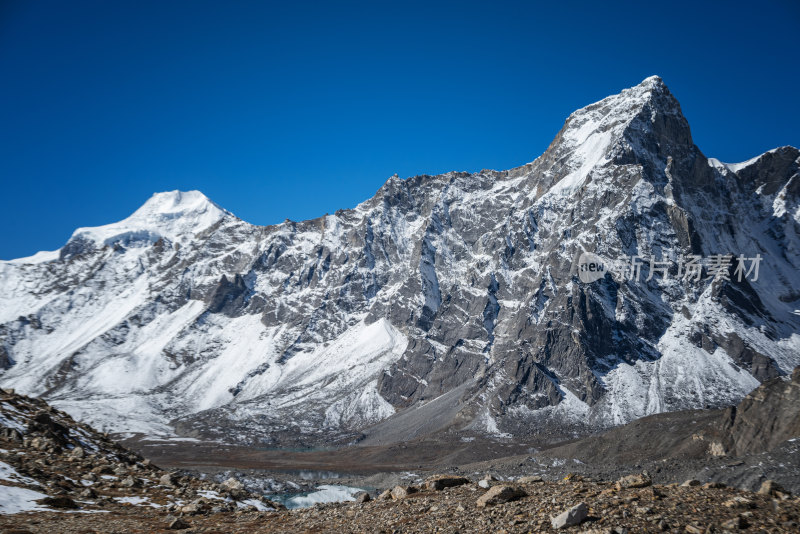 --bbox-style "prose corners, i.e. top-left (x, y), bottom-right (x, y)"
top-left (70, 190), bottom-right (230, 247)
top-left (2, 249), bottom-right (59, 265)
top-left (237, 498), bottom-right (273, 511)
top-left (0, 460), bottom-right (39, 486)
top-left (0, 485), bottom-right (50, 514)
